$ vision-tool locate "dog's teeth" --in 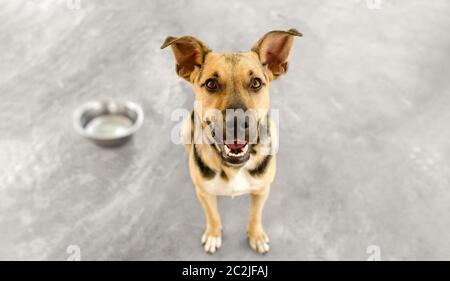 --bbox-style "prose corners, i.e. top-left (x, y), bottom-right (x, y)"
top-left (224, 143), bottom-right (248, 157)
